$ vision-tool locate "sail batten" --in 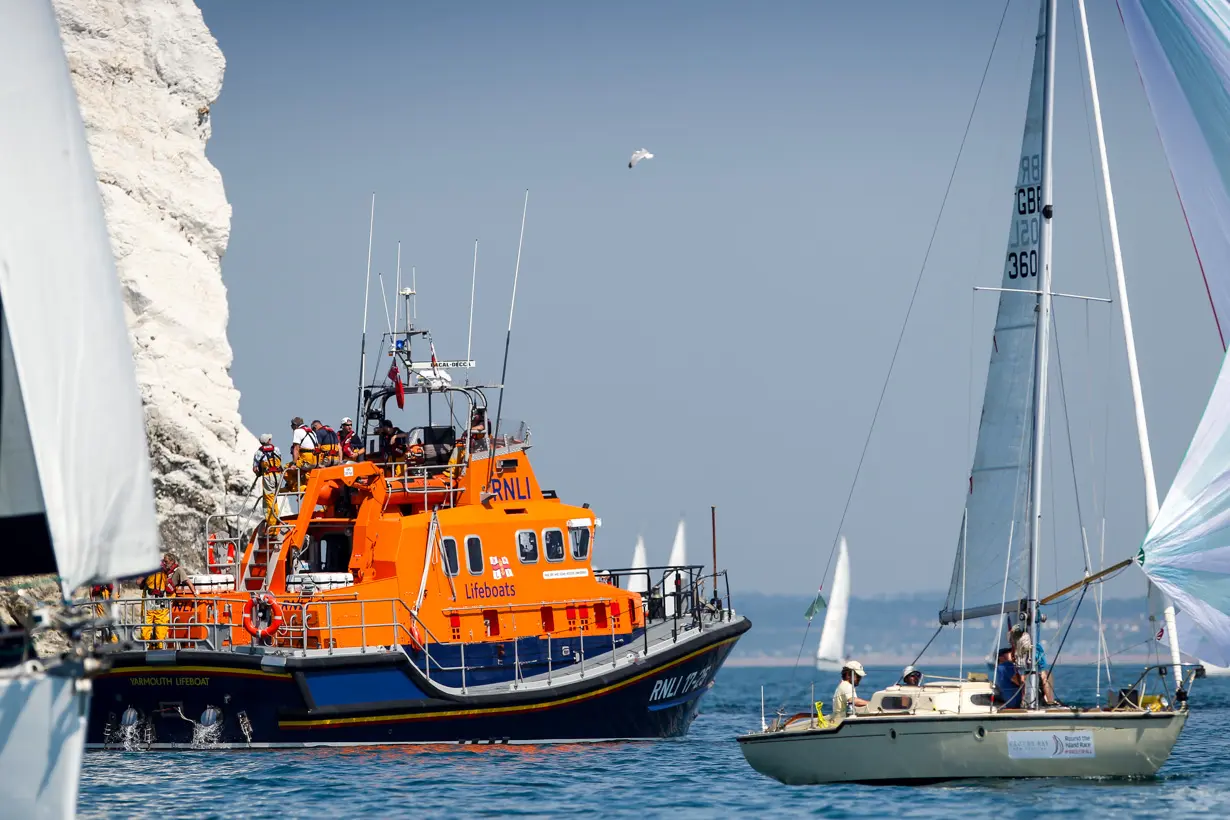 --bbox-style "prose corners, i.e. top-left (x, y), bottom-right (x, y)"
top-left (0, 1), bottom-right (160, 592)
top-left (942, 6), bottom-right (1048, 624)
